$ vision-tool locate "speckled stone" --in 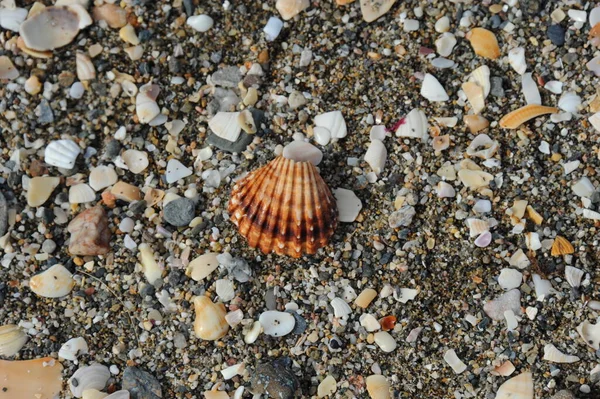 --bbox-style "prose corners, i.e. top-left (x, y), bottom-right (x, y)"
top-left (163, 198), bottom-right (196, 227)
top-left (123, 367), bottom-right (162, 399)
top-left (551, 390), bottom-right (575, 399)
top-left (250, 358), bottom-right (299, 399)
top-left (67, 206), bottom-right (111, 256)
